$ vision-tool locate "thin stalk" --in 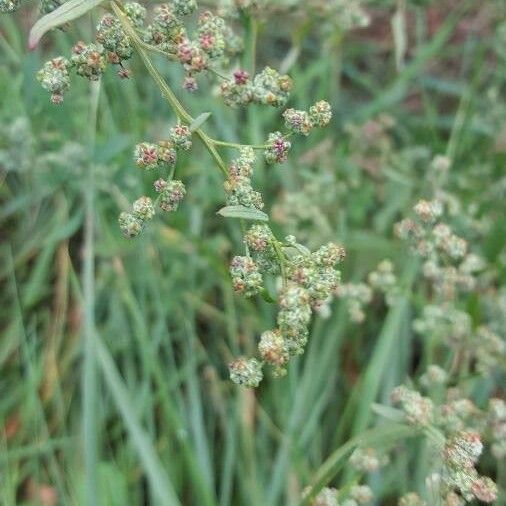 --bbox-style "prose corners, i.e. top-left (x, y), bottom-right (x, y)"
top-left (82, 79), bottom-right (101, 506)
top-left (112, 2), bottom-right (229, 176)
